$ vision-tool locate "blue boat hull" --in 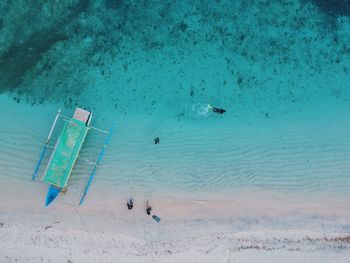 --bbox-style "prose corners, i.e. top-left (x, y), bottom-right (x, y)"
top-left (45, 185), bottom-right (60, 206)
